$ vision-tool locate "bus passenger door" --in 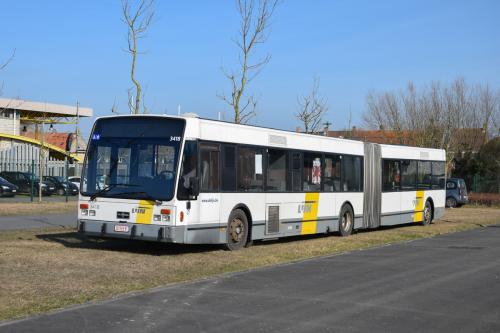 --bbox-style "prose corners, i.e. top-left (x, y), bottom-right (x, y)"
top-left (381, 160), bottom-right (402, 225)
top-left (197, 143), bottom-right (221, 226)
top-left (400, 160), bottom-right (419, 223)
